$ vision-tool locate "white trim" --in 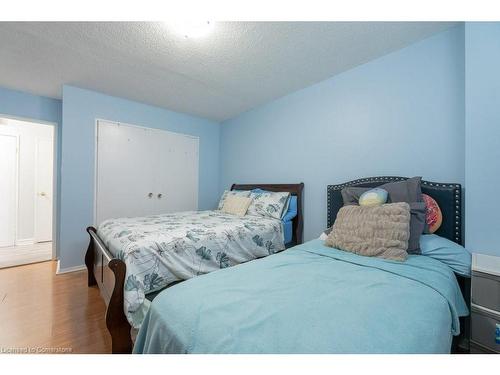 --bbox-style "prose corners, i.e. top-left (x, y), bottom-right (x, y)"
top-left (34, 136), bottom-right (40, 242)
top-left (55, 260), bottom-right (86, 275)
top-left (0, 132), bottom-right (20, 248)
top-left (93, 119), bottom-right (99, 226)
top-left (51, 120), bottom-right (58, 261)
top-left (14, 135), bottom-right (20, 247)
top-left (95, 118), bottom-right (200, 140)
top-left (0, 112), bottom-right (57, 127)
top-left (15, 238), bottom-right (35, 246)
